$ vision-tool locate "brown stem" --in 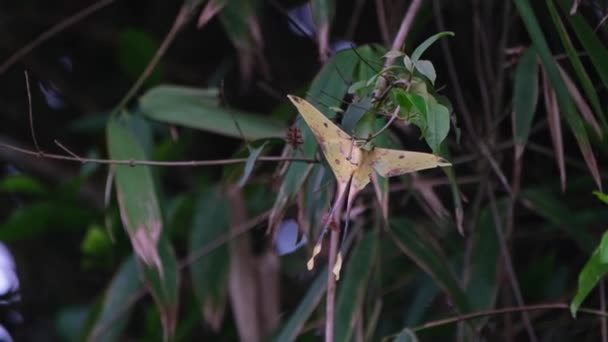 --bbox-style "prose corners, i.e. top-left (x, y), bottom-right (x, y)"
top-left (411, 303), bottom-right (608, 332)
top-left (0, 142), bottom-right (317, 167)
top-left (116, 3), bottom-right (194, 109)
